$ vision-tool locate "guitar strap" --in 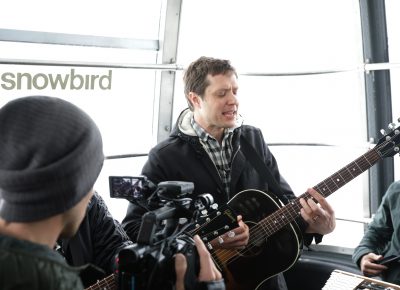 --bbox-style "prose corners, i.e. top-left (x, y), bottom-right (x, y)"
top-left (240, 135), bottom-right (287, 201)
top-left (241, 136), bottom-right (320, 246)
